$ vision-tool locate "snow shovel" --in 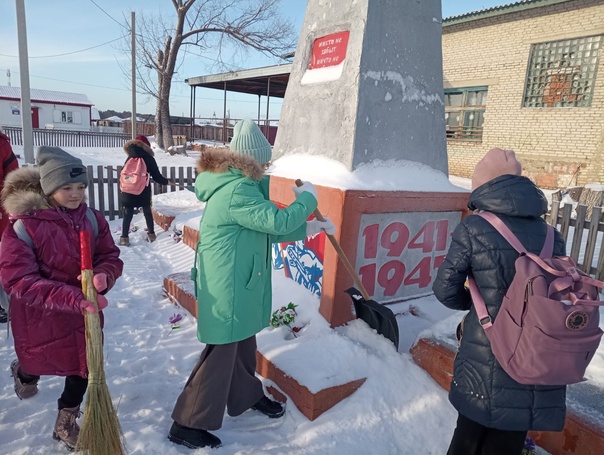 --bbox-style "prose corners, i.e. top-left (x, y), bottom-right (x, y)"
top-left (295, 180), bottom-right (399, 347)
